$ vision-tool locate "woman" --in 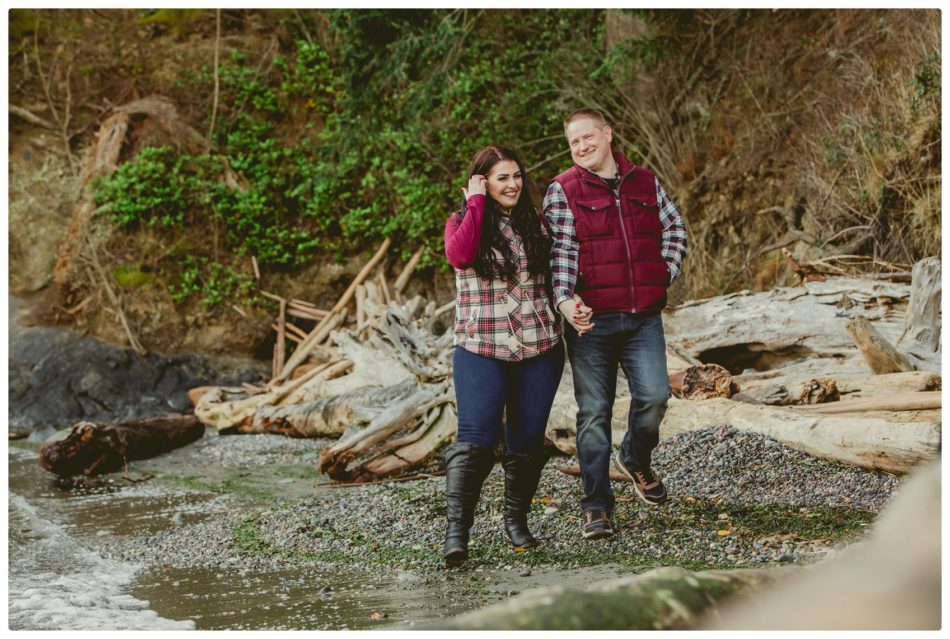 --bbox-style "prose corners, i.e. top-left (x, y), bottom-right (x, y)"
top-left (441, 146), bottom-right (564, 567)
